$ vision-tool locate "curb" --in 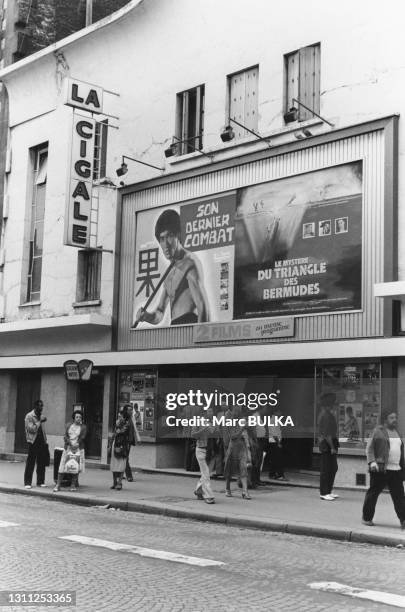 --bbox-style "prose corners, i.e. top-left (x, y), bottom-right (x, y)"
top-left (1, 484), bottom-right (403, 548)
